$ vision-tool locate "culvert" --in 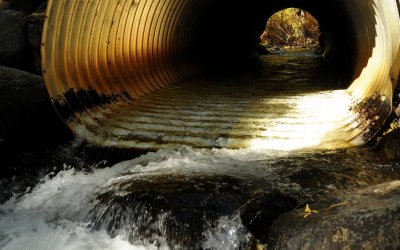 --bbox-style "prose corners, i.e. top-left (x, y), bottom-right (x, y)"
top-left (41, 0), bottom-right (400, 150)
